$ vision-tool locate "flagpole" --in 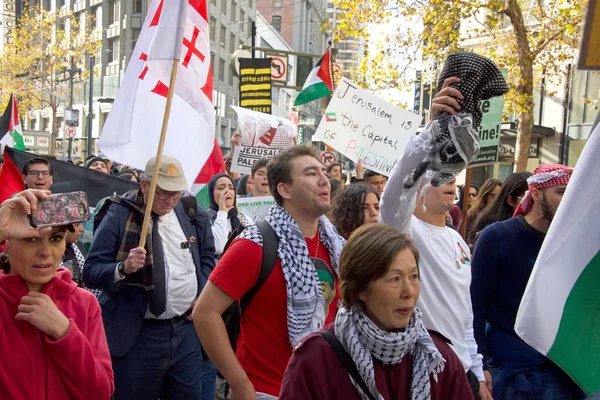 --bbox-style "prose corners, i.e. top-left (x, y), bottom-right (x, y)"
top-left (139, 59), bottom-right (180, 249)
top-left (328, 43), bottom-right (335, 92)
